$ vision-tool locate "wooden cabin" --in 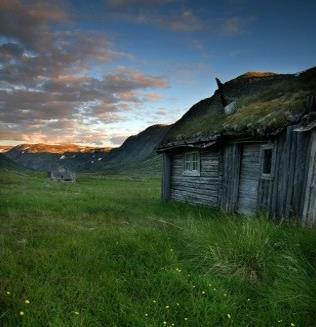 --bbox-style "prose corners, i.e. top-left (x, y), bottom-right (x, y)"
top-left (49, 166), bottom-right (76, 182)
top-left (158, 68), bottom-right (316, 225)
